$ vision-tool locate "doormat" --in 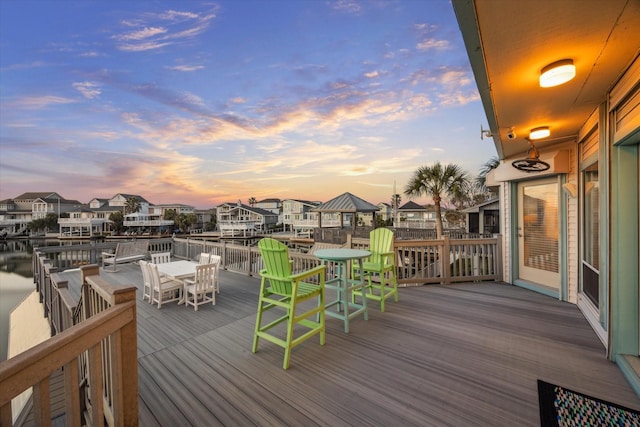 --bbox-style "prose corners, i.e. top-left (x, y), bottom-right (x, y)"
top-left (537, 379), bottom-right (640, 426)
